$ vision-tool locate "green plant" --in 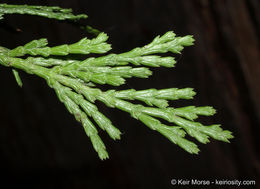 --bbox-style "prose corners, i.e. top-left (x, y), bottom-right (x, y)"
top-left (0, 4), bottom-right (233, 160)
